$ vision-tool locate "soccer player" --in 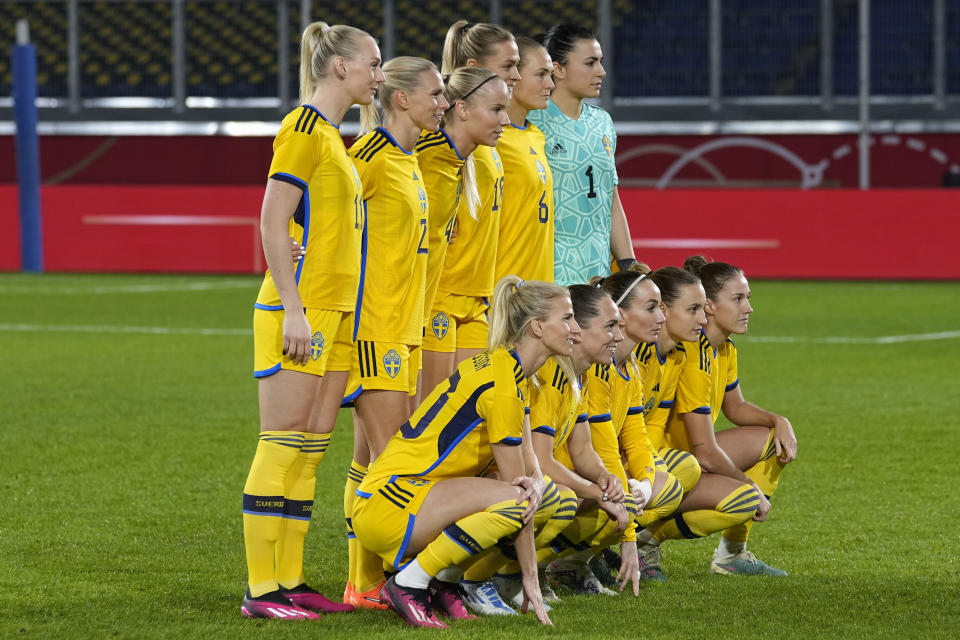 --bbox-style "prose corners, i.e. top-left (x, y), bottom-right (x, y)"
top-left (419, 21), bottom-right (519, 390)
top-left (634, 265), bottom-right (766, 579)
top-left (460, 282), bottom-right (633, 614)
top-left (351, 276), bottom-right (578, 628)
top-left (242, 21), bottom-right (382, 619)
top-left (417, 67), bottom-right (511, 396)
top-left (528, 23), bottom-right (637, 286)
top-left (666, 256), bottom-right (797, 576)
top-left (493, 35), bottom-right (556, 284)
top-left (340, 56), bottom-right (448, 608)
